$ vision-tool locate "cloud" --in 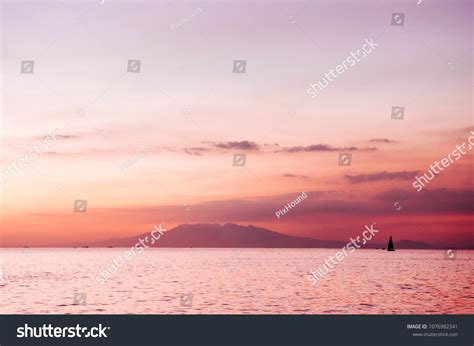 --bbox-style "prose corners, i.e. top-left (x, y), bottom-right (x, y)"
top-left (369, 138), bottom-right (395, 143)
top-left (38, 146), bottom-right (167, 157)
top-left (421, 126), bottom-right (474, 137)
top-left (183, 147), bottom-right (209, 156)
top-left (282, 173), bottom-right (309, 179)
top-left (276, 144), bottom-right (377, 153)
top-left (345, 171), bottom-right (419, 183)
top-left (30, 188), bottom-right (471, 247)
top-left (29, 133), bottom-right (80, 141)
top-left (181, 141), bottom-right (260, 155)
top-left (54, 134), bottom-right (81, 140)
top-left (98, 188), bottom-right (474, 229)
top-left (101, 190), bottom-right (380, 224)
top-left (375, 188), bottom-right (474, 213)
top-left (211, 140), bottom-right (259, 151)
